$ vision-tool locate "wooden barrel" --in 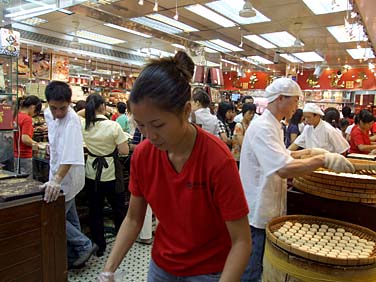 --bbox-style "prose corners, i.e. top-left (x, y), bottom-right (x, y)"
top-left (263, 236), bottom-right (376, 282)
